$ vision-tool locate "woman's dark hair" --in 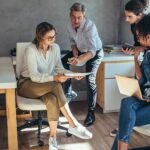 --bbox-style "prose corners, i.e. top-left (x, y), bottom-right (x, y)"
top-left (125, 0), bottom-right (149, 15)
top-left (33, 22), bottom-right (56, 47)
top-left (136, 14), bottom-right (150, 37)
top-left (70, 2), bottom-right (85, 13)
